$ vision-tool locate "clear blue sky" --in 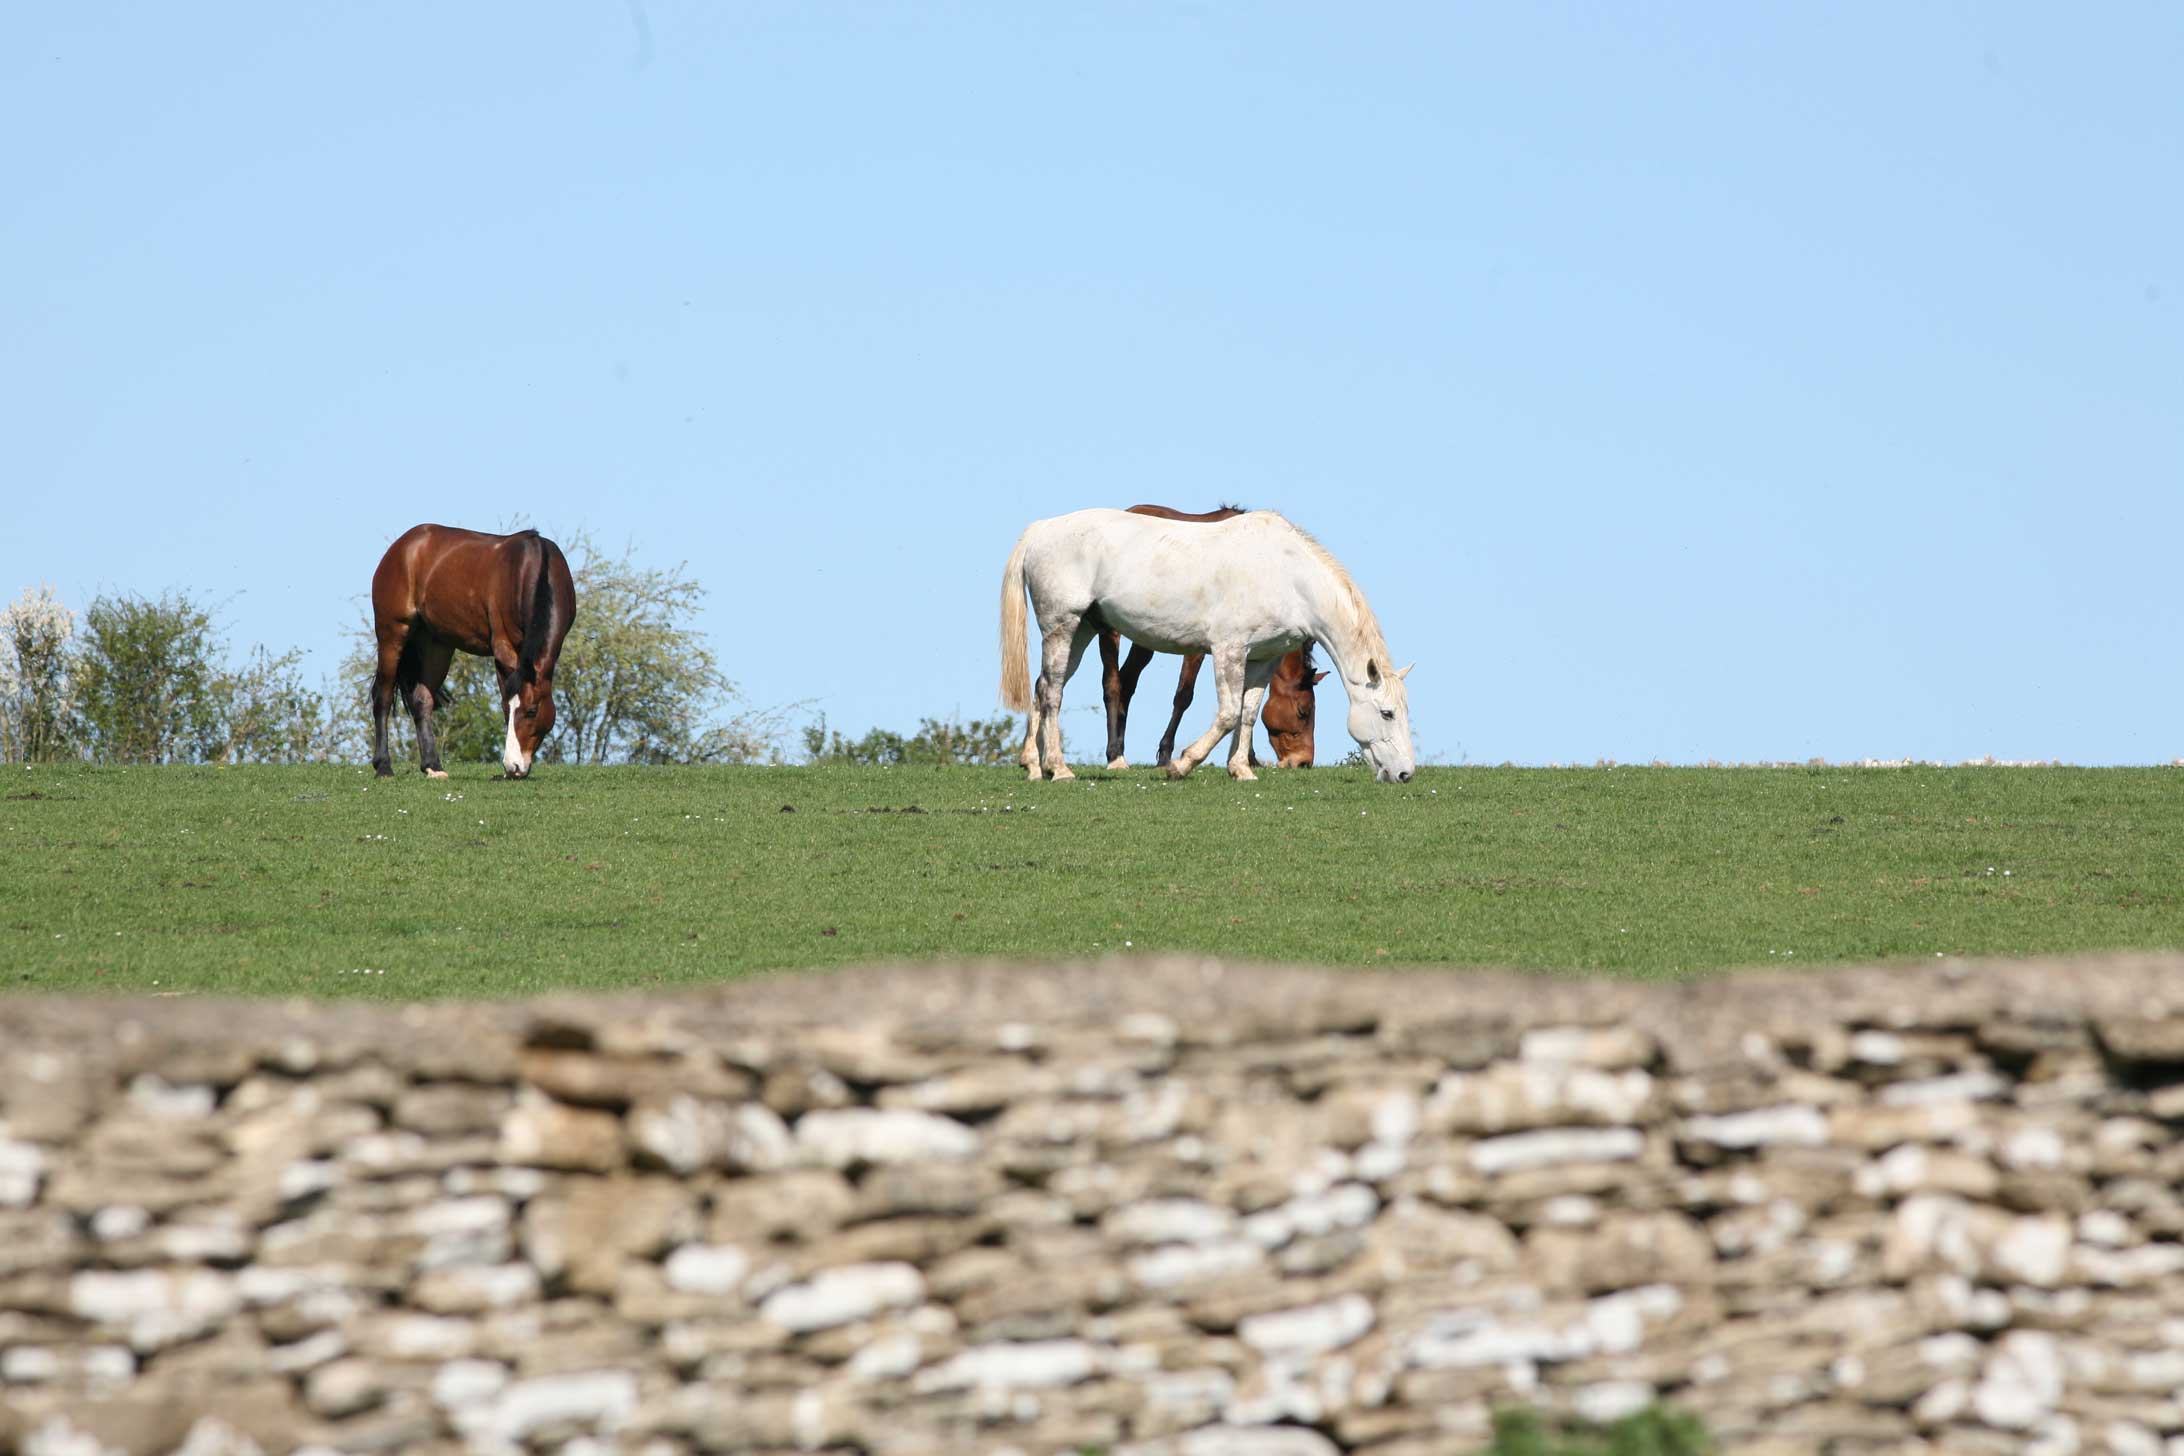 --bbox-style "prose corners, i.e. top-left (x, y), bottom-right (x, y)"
top-left (5, 5), bottom-right (2179, 765)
